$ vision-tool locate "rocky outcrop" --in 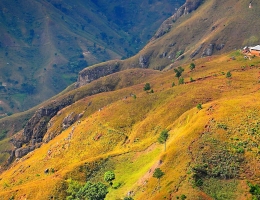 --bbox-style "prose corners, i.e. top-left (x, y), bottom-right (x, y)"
top-left (139, 55), bottom-right (149, 68)
top-left (216, 44), bottom-right (225, 51)
top-left (202, 44), bottom-right (215, 57)
top-left (75, 61), bottom-right (121, 88)
top-left (152, 0), bottom-right (203, 40)
top-left (190, 45), bottom-right (203, 58)
top-left (62, 112), bottom-right (83, 130)
top-left (10, 95), bottom-right (74, 158)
